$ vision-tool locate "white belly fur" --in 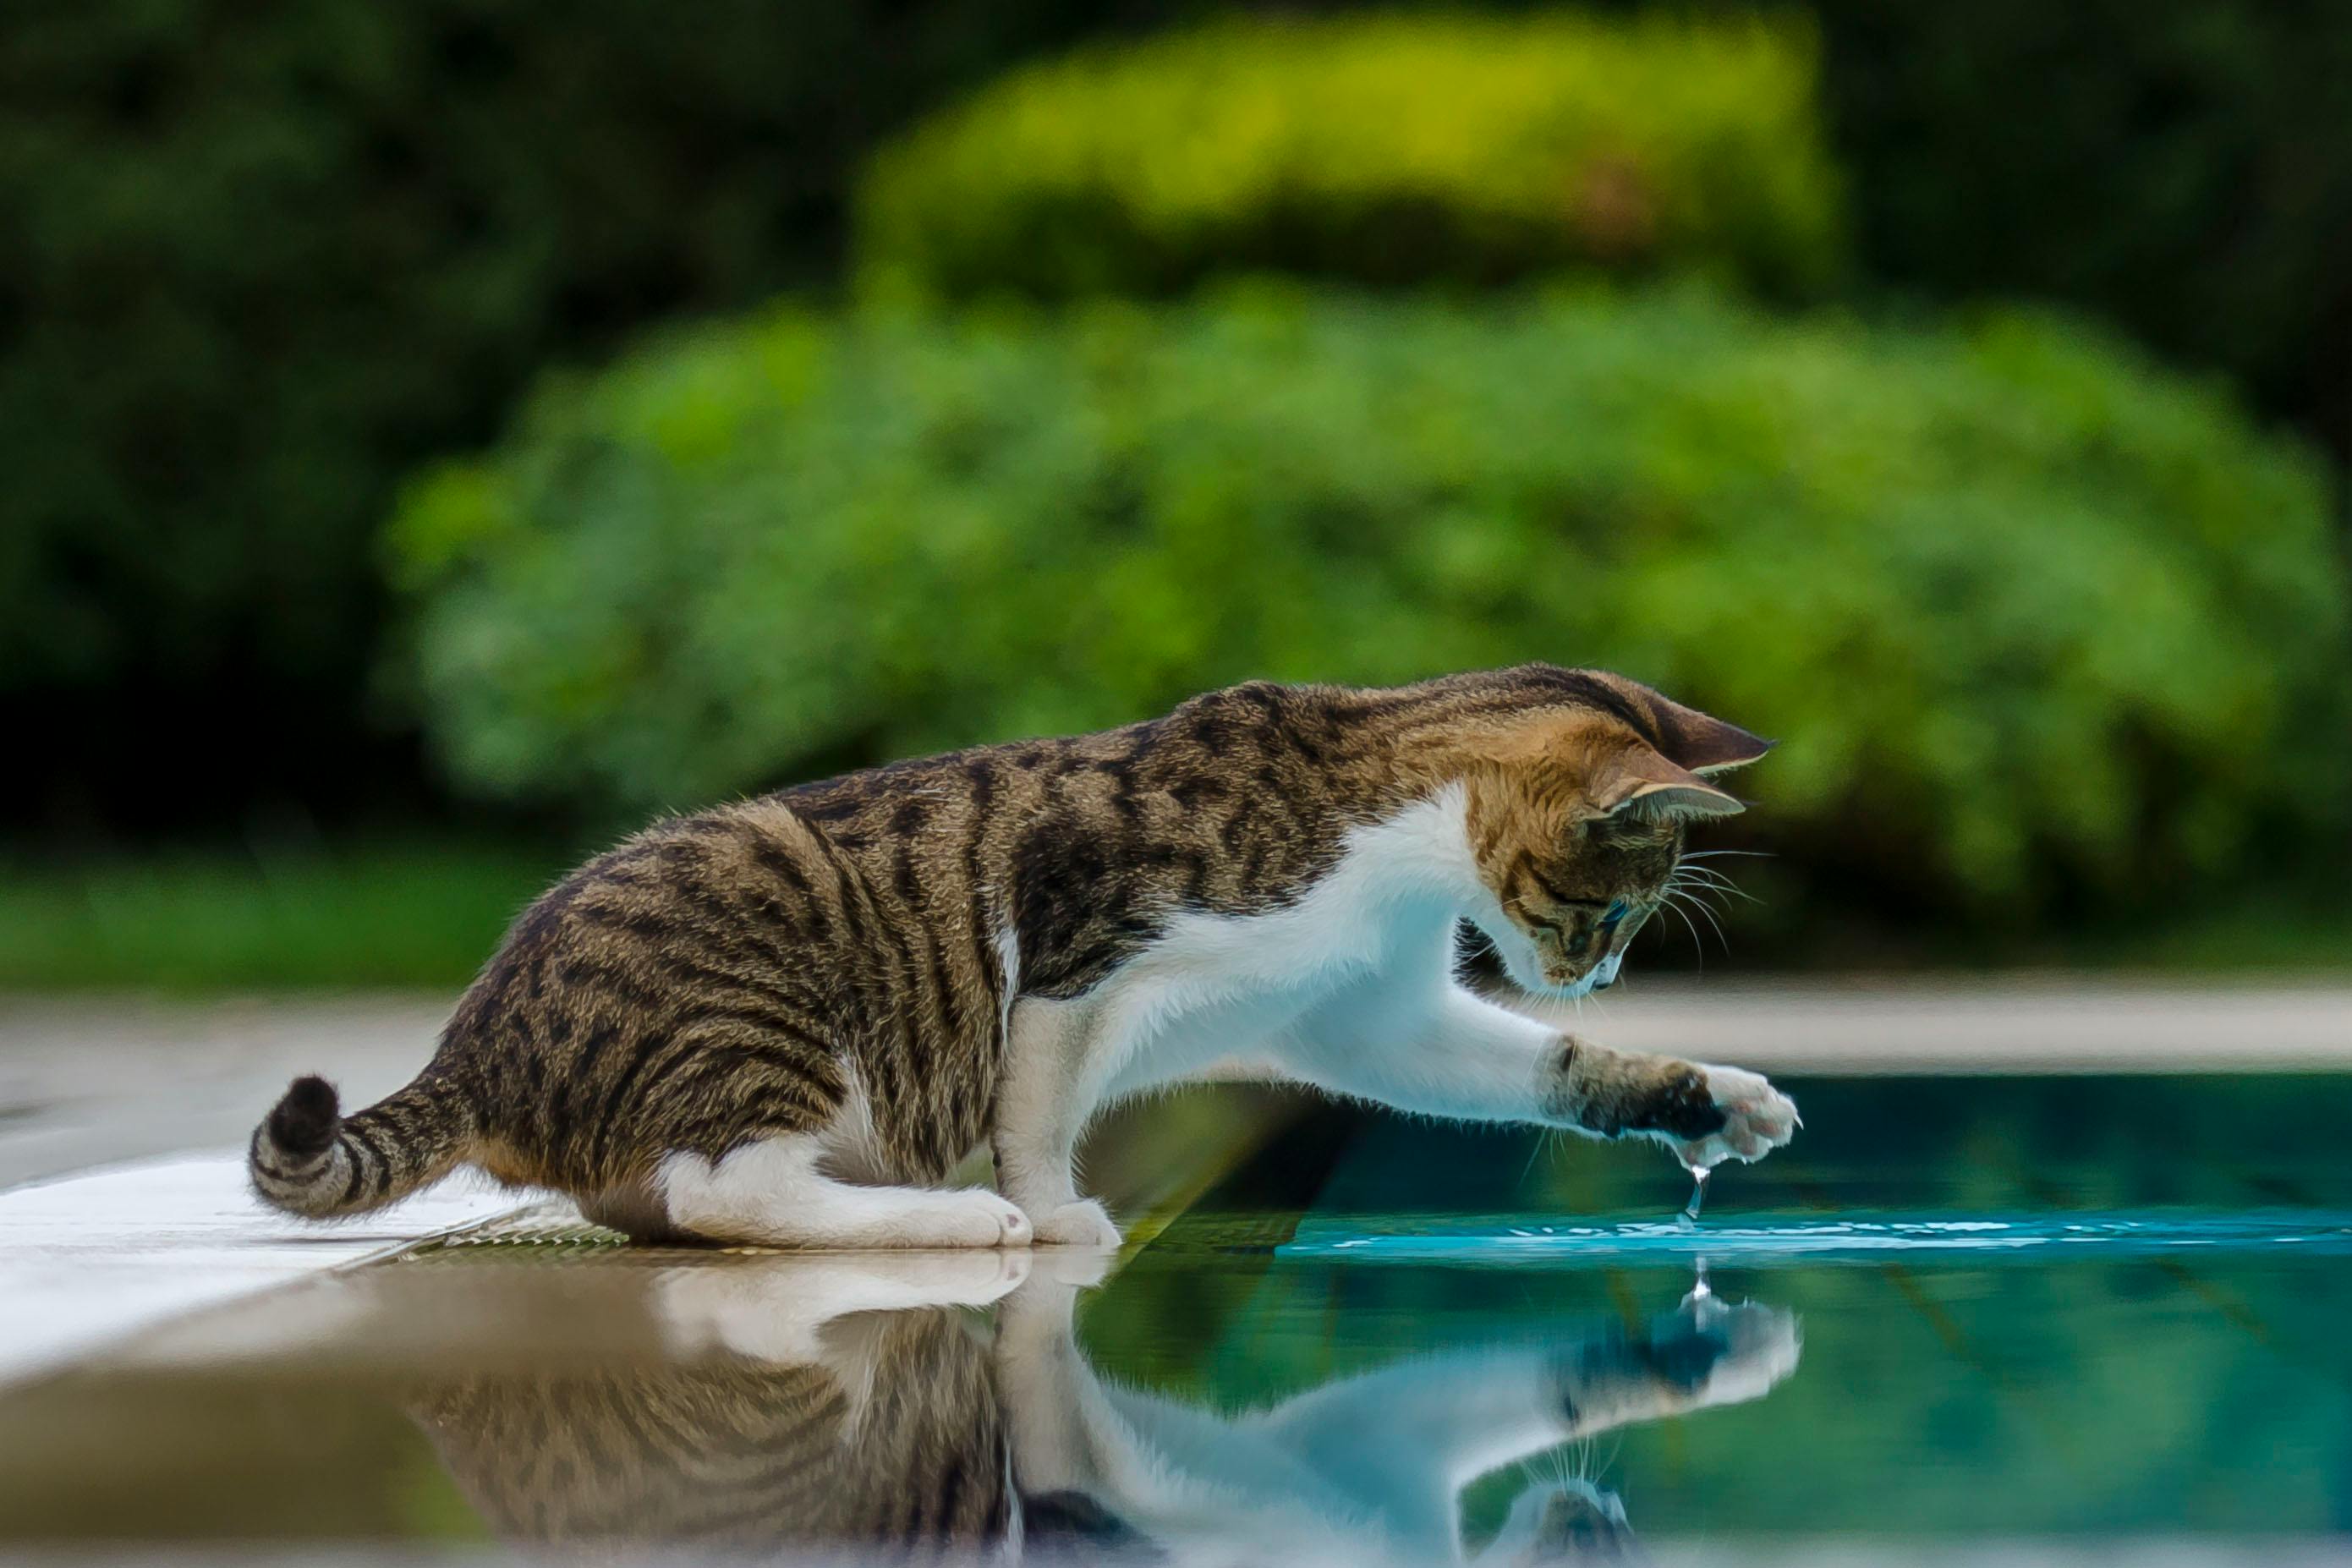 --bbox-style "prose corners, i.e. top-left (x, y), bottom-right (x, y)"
top-left (1059, 784), bottom-right (1490, 1107)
